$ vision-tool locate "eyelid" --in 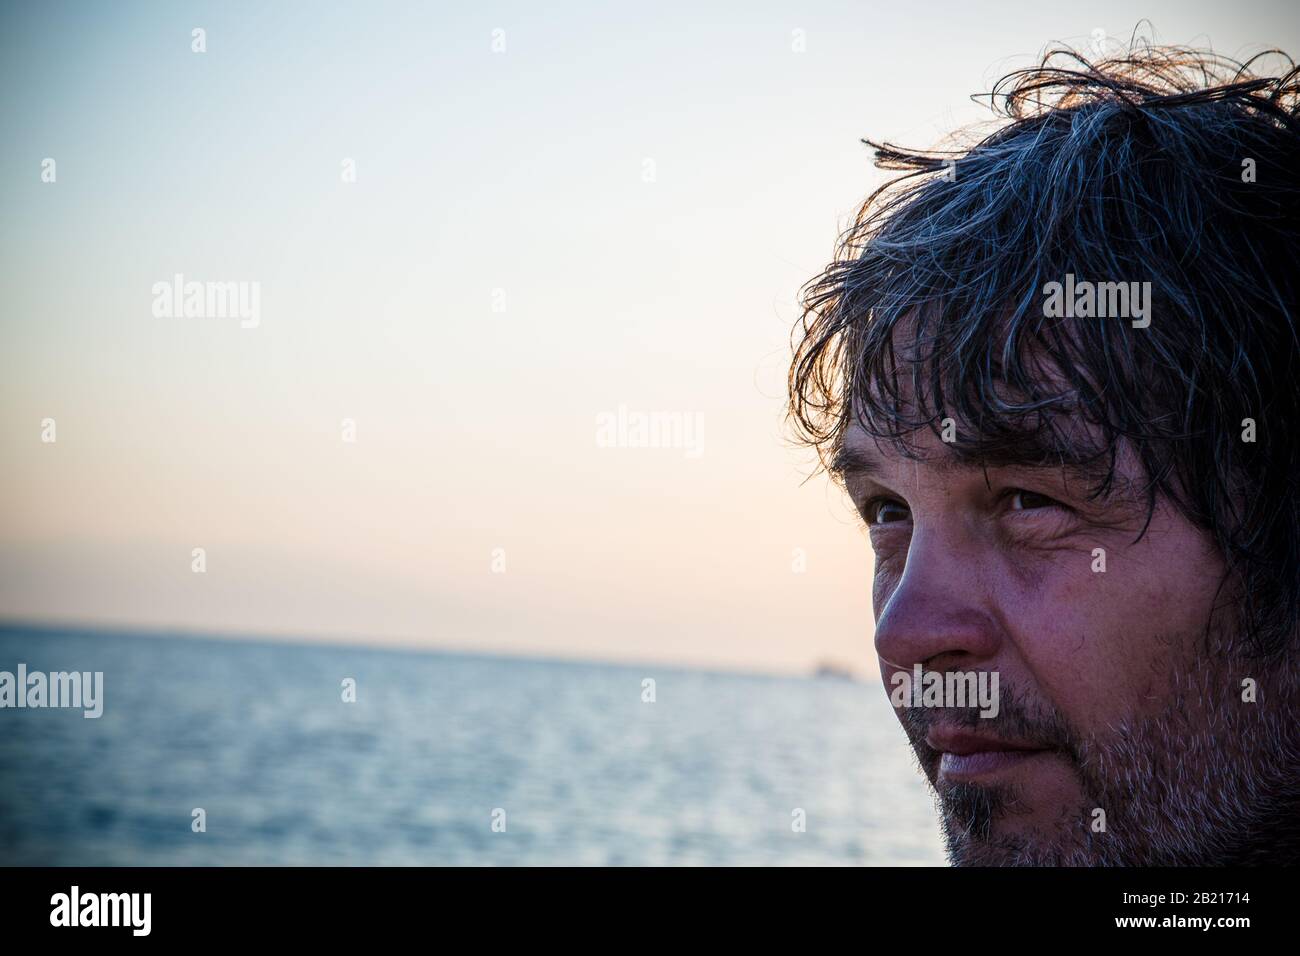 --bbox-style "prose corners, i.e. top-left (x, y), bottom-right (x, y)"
top-left (857, 487), bottom-right (1075, 529)
top-left (999, 487), bottom-right (1070, 512)
top-left (862, 494), bottom-right (911, 526)
top-left (995, 490), bottom-right (1084, 540)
